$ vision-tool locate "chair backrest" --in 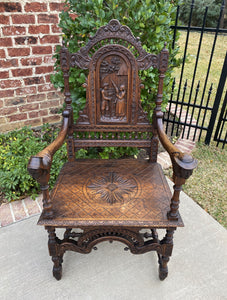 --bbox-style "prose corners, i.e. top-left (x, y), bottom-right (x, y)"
top-left (60, 19), bottom-right (169, 161)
